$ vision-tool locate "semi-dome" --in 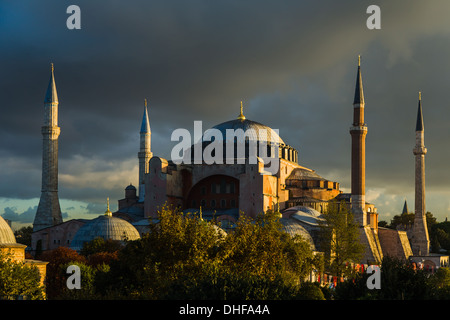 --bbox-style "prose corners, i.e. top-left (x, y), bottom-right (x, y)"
top-left (280, 218), bottom-right (316, 250)
top-left (282, 206), bottom-right (324, 226)
top-left (0, 216), bottom-right (16, 244)
top-left (70, 200), bottom-right (140, 251)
